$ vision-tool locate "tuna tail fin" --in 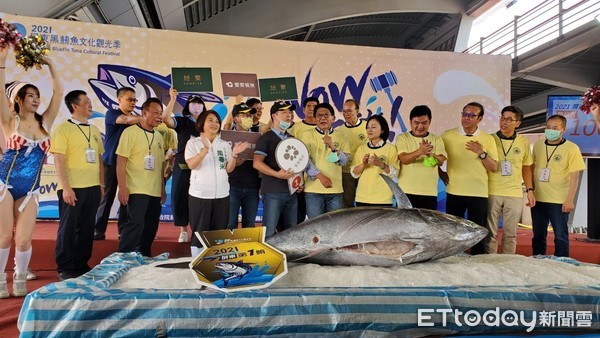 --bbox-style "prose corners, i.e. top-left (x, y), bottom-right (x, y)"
top-left (380, 174), bottom-right (413, 209)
